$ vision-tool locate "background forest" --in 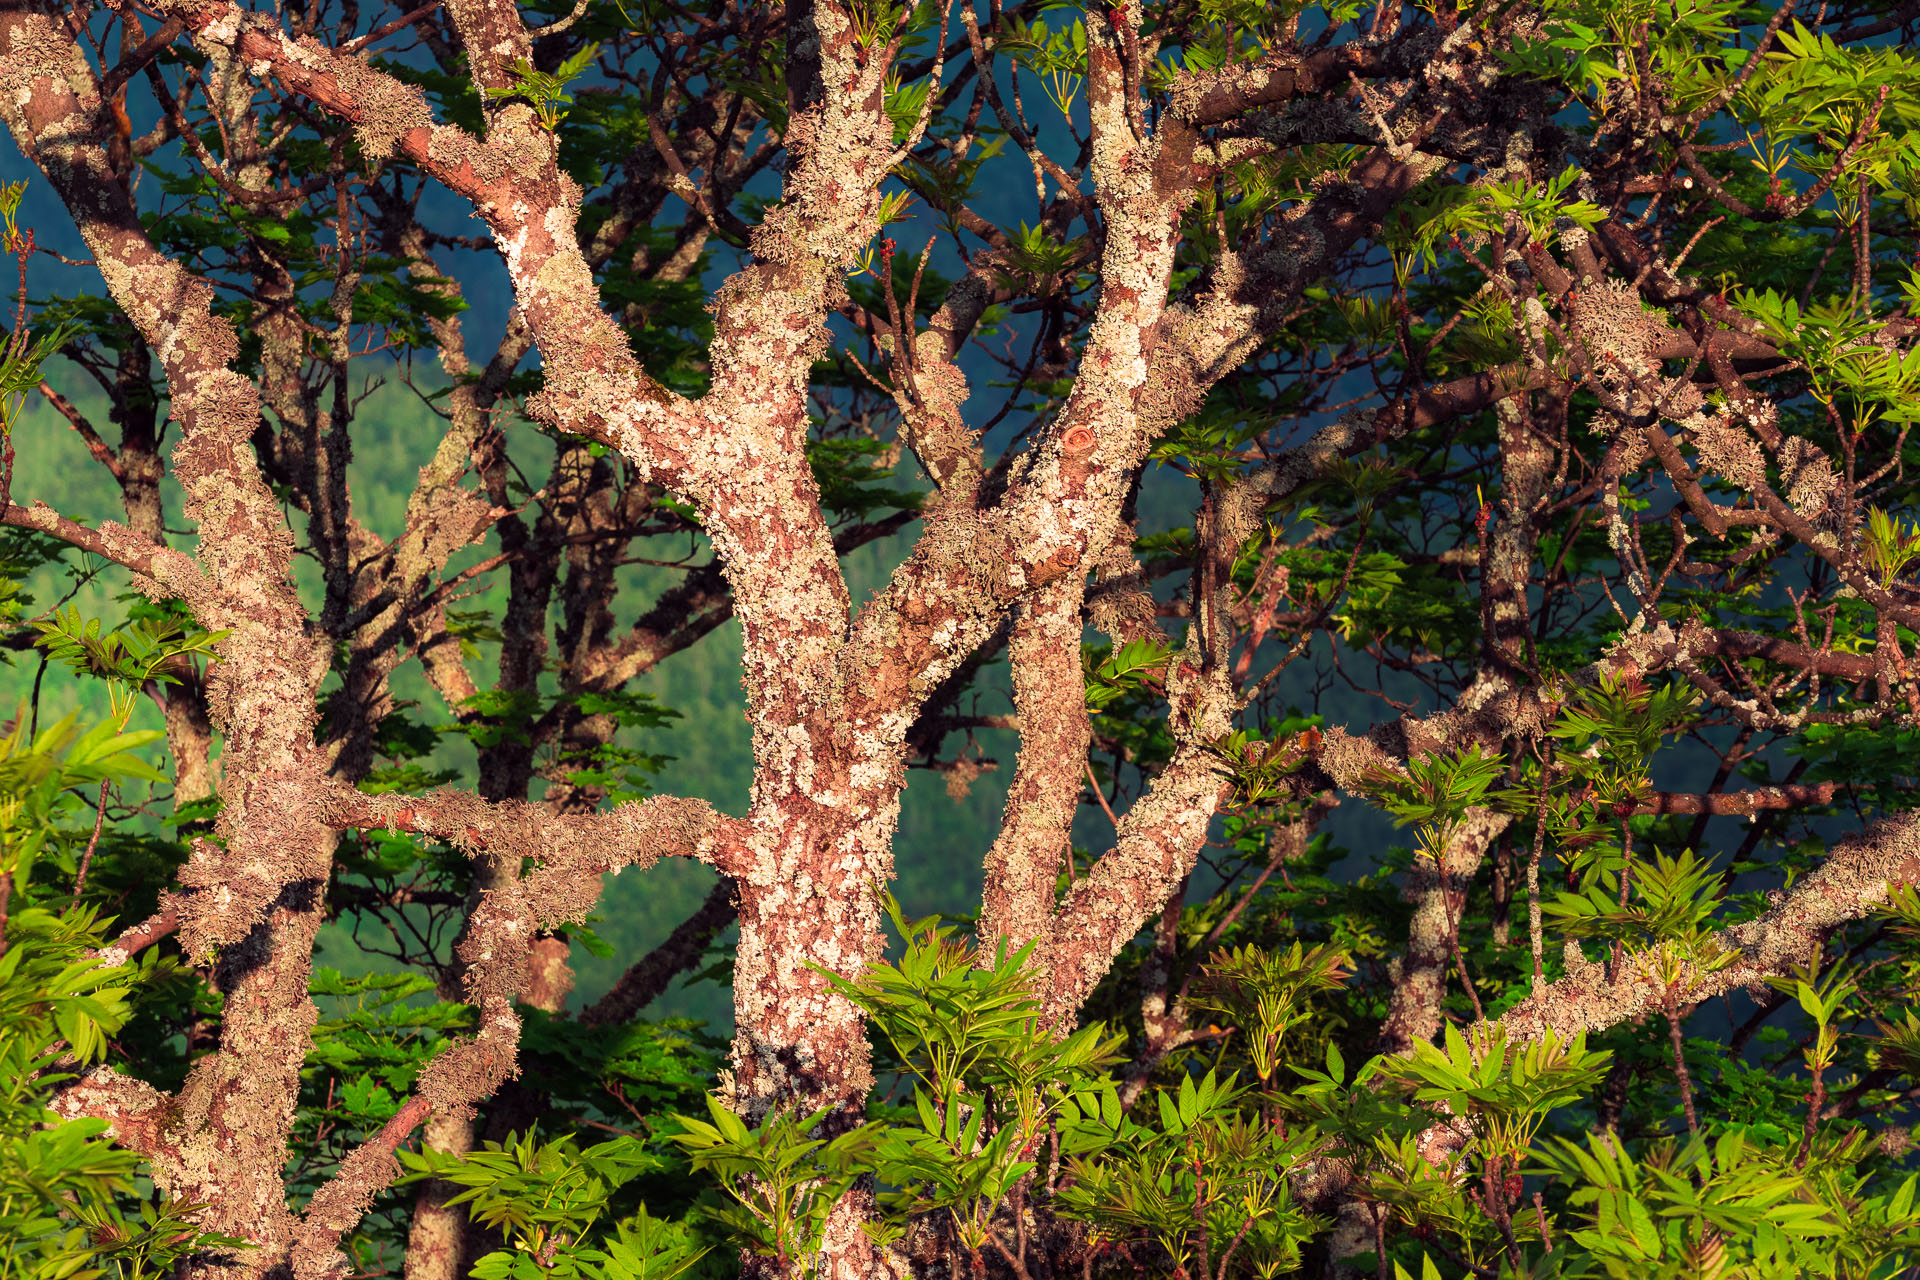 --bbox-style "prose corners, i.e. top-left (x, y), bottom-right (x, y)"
top-left (6, 374), bottom-right (1000, 1032)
